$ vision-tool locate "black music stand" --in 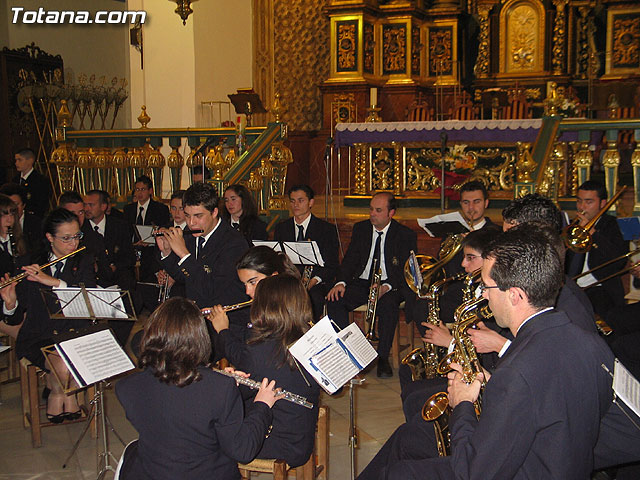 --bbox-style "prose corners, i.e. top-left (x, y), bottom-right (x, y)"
top-left (41, 285), bottom-right (136, 479)
top-left (228, 90), bottom-right (267, 127)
